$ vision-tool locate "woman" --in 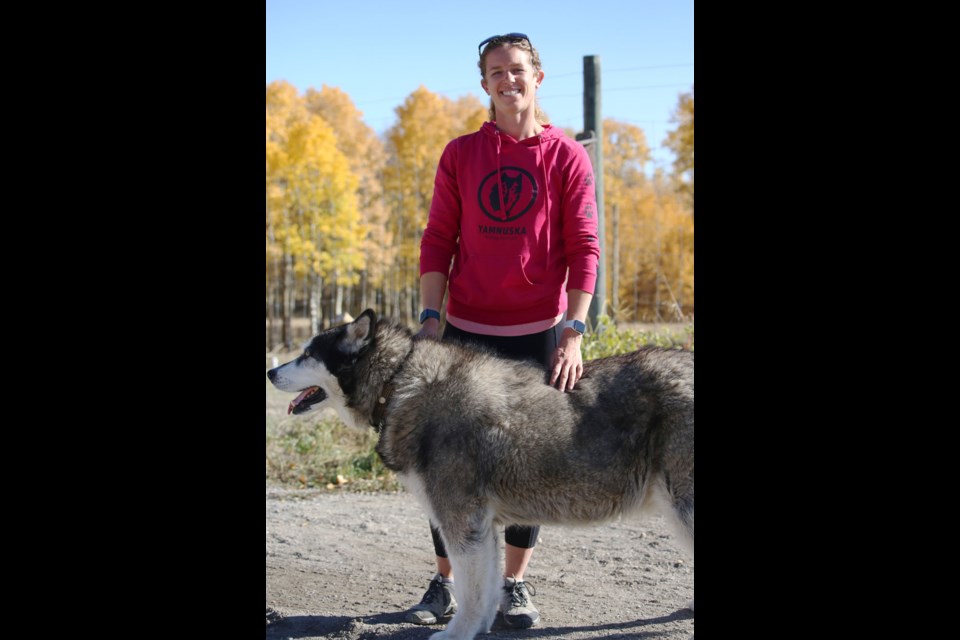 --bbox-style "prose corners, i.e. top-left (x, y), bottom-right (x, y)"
top-left (406, 32), bottom-right (599, 630)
